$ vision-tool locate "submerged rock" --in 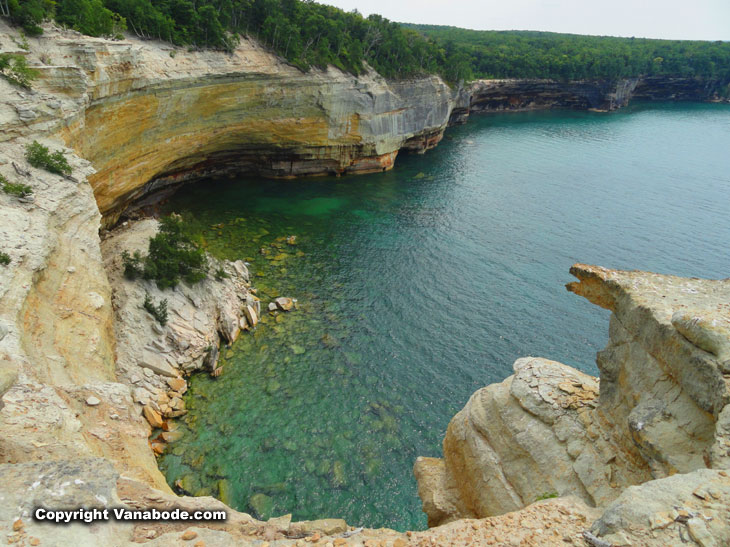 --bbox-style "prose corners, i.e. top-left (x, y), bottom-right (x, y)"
top-left (249, 492), bottom-right (274, 520)
top-left (274, 297), bottom-right (294, 311)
